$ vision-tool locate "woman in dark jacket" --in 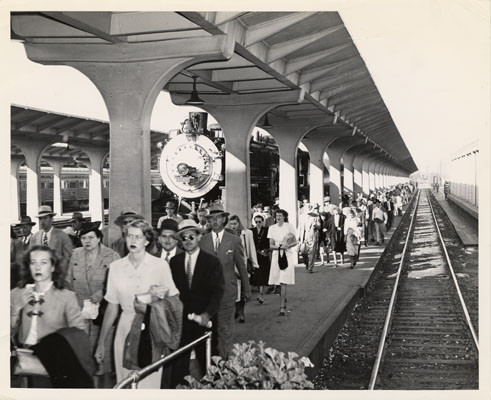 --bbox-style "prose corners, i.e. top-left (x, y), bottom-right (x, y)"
top-left (326, 207), bottom-right (346, 266)
top-left (250, 214), bottom-right (270, 304)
